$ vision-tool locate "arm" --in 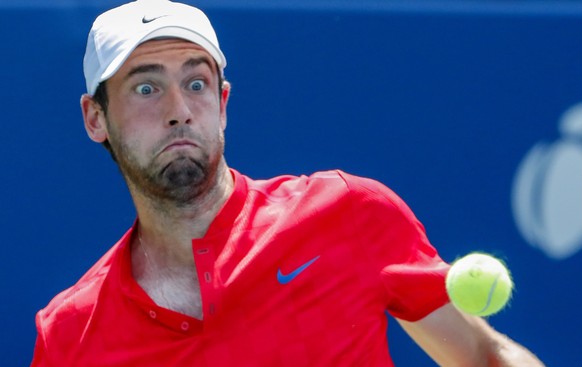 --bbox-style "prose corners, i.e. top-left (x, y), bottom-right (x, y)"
top-left (397, 303), bottom-right (544, 367)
